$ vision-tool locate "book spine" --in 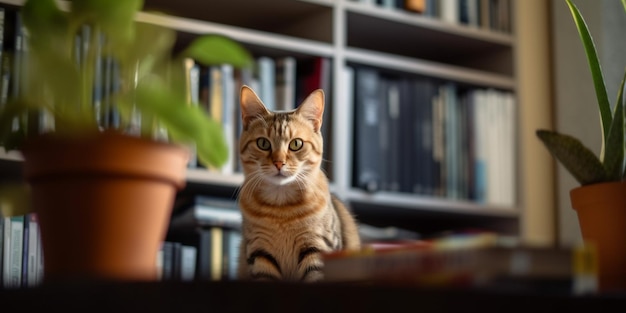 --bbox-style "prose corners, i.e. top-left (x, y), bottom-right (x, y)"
top-left (20, 213), bottom-right (29, 287)
top-left (5, 215), bottom-right (23, 288)
top-left (386, 78), bottom-right (402, 192)
top-left (180, 245), bottom-right (197, 282)
top-left (224, 229), bottom-right (241, 280)
top-left (161, 241), bottom-right (174, 281)
top-left (256, 56), bottom-right (276, 110)
top-left (353, 67), bottom-right (381, 192)
top-left (220, 63), bottom-right (236, 175)
top-left (275, 56), bottom-right (296, 111)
